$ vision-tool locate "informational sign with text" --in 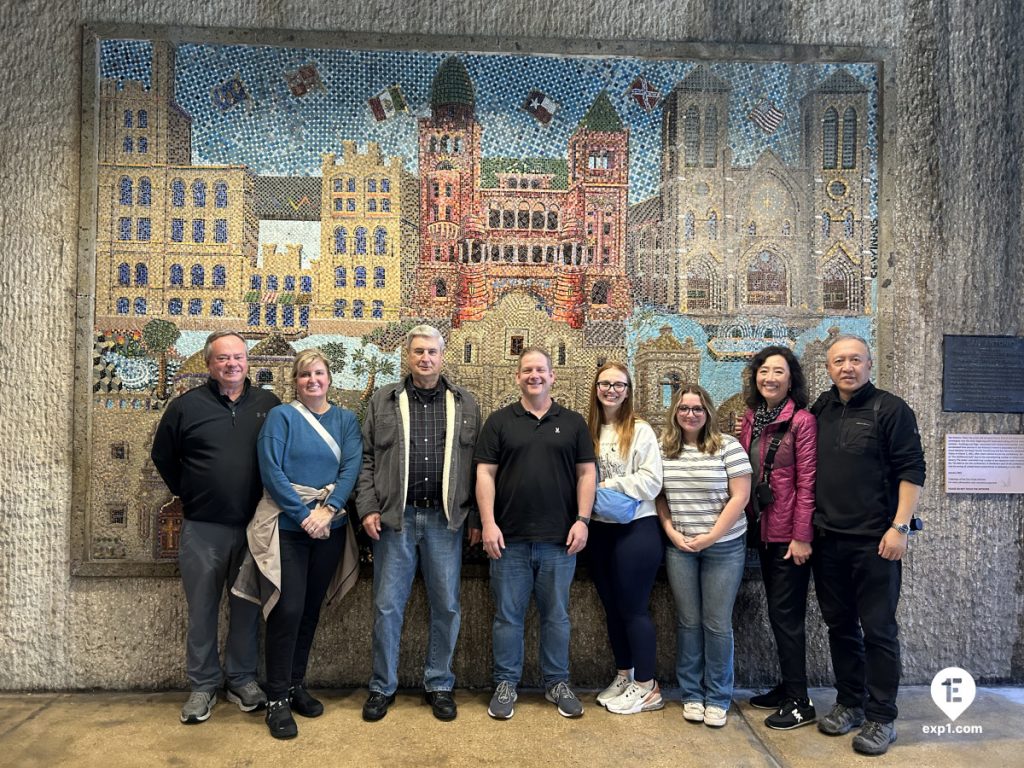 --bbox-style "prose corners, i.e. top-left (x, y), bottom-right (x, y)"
top-left (945, 434), bottom-right (1024, 494)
